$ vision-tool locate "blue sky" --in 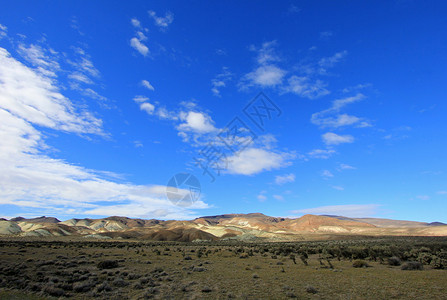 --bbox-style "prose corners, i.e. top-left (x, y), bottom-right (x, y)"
top-left (1, 1), bottom-right (446, 222)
